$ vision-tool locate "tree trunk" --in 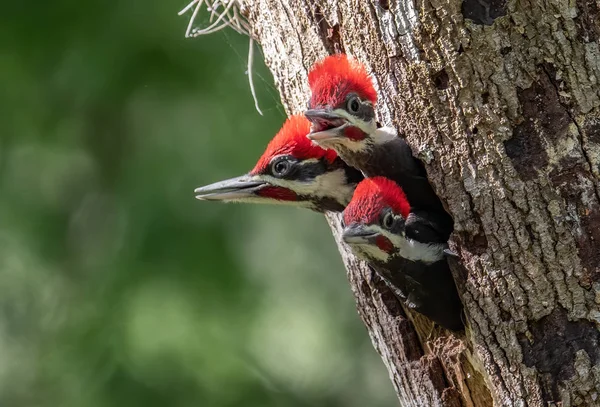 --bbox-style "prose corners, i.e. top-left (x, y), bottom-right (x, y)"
top-left (241, 0), bottom-right (600, 405)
